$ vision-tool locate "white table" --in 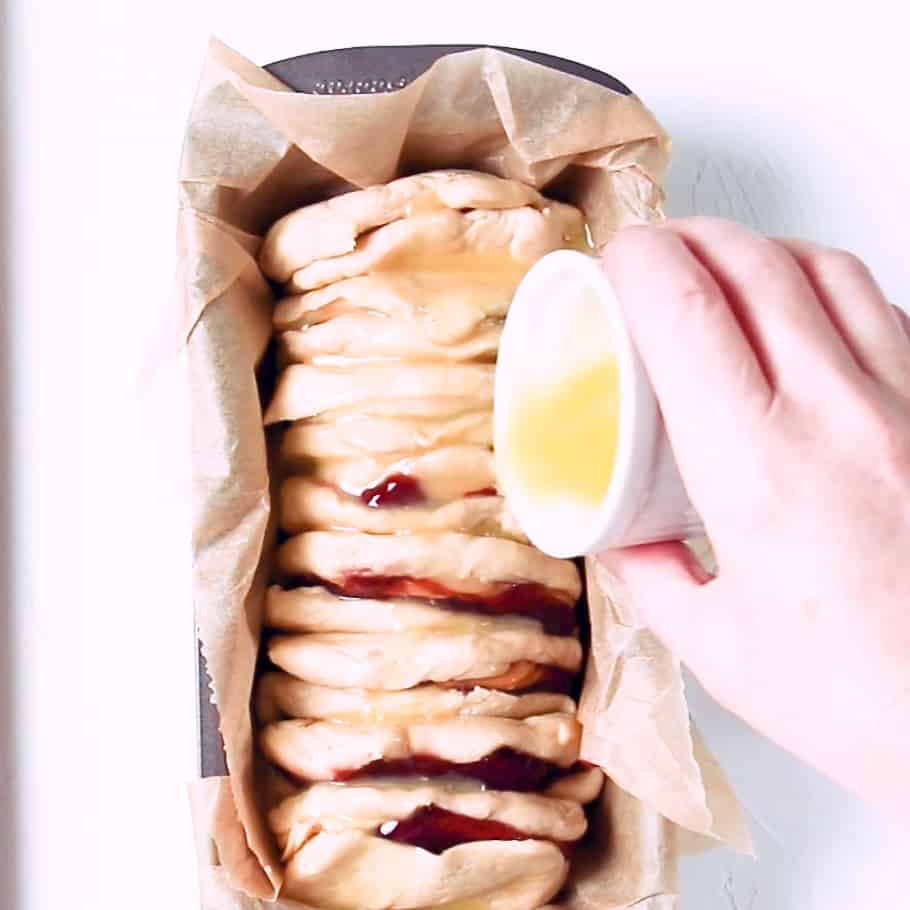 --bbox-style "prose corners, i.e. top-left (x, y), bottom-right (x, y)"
top-left (5, 2), bottom-right (907, 908)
